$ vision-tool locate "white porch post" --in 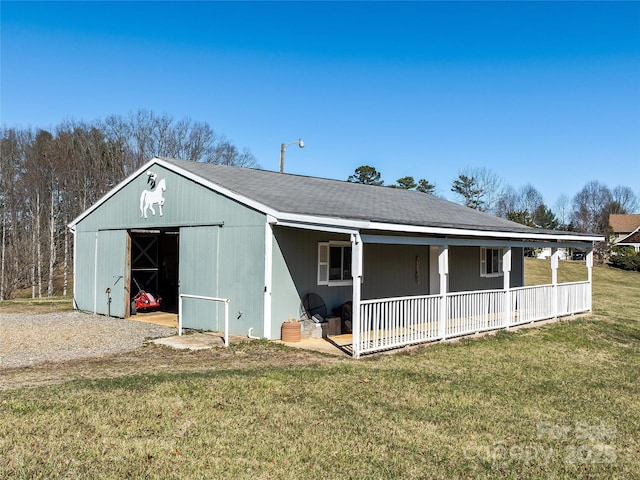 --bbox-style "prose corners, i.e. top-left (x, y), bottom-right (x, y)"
top-left (551, 247), bottom-right (559, 318)
top-left (263, 218), bottom-right (274, 339)
top-left (586, 247), bottom-right (594, 312)
top-left (438, 245), bottom-right (449, 340)
top-left (503, 247), bottom-right (512, 328)
top-left (351, 233), bottom-right (363, 358)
